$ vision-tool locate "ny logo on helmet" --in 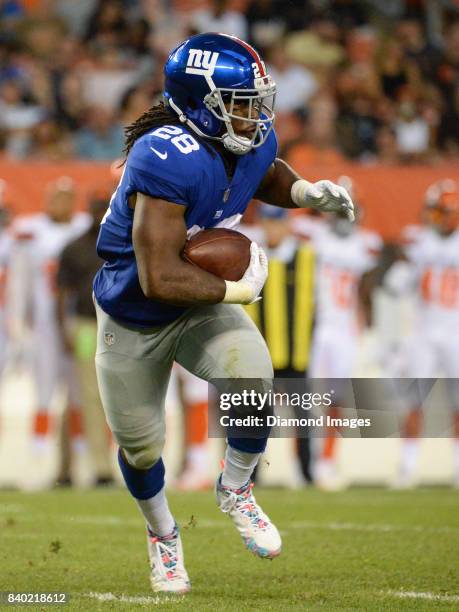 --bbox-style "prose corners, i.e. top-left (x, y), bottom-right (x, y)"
top-left (186, 49), bottom-right (219, 76)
